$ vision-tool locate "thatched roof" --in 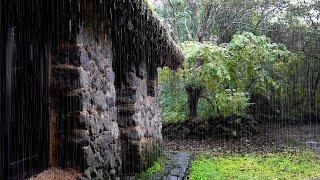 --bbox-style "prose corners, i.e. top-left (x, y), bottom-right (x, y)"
top-left (79, 0), bottom-right (184, 69)
top-left (127, 0), bottom-right (185, 69)
top-left (2, 0), bottom-right (183, 69)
